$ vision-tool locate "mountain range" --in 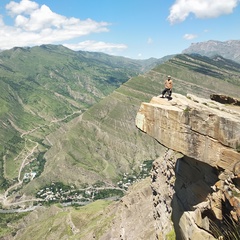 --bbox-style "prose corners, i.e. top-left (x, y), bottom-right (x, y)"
top-left (182, 40), bottom-right (240, 63)
top-left (0, 45), bottom-right (167, 192)
top-left (0, 41), bottom-right (240, 239)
